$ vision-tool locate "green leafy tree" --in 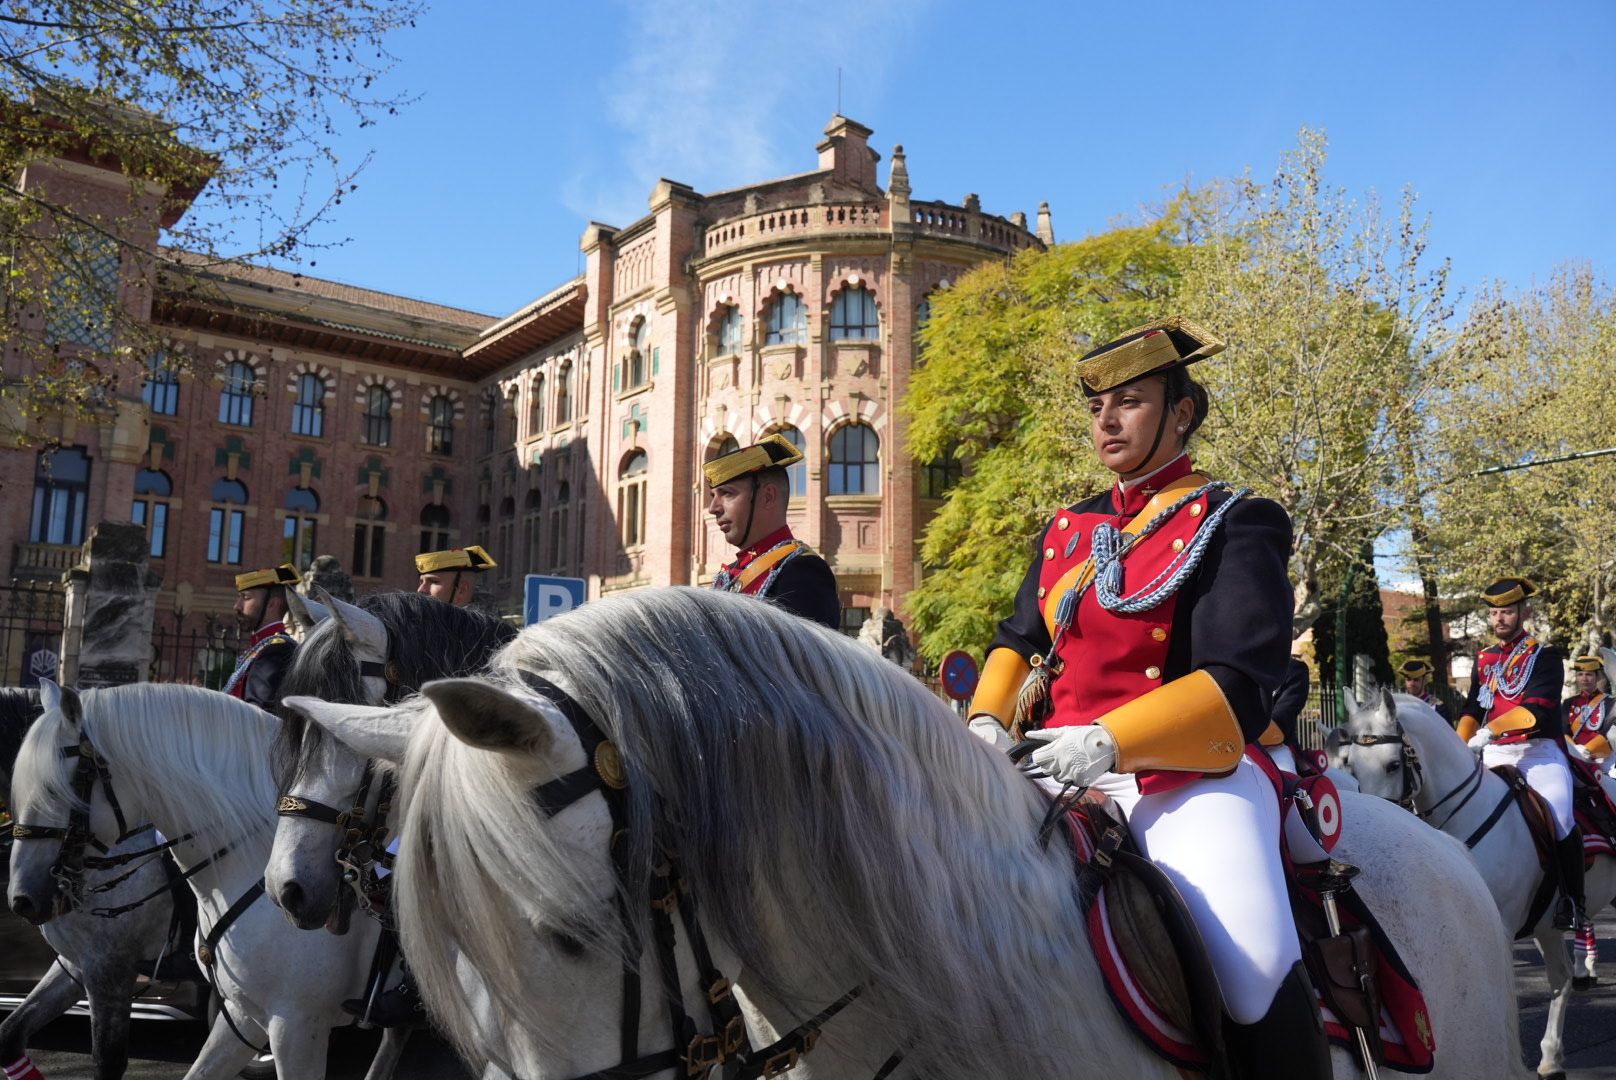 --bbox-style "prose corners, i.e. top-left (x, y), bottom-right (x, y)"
top-left (0, 0), bottom-right (420, 437)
